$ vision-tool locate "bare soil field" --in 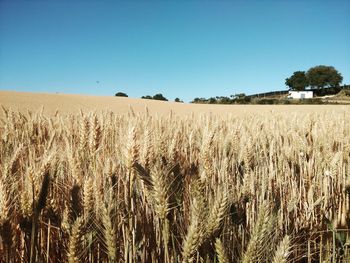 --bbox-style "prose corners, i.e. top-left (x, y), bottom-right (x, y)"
top-left (1, 90), bottom-right (349, 116)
